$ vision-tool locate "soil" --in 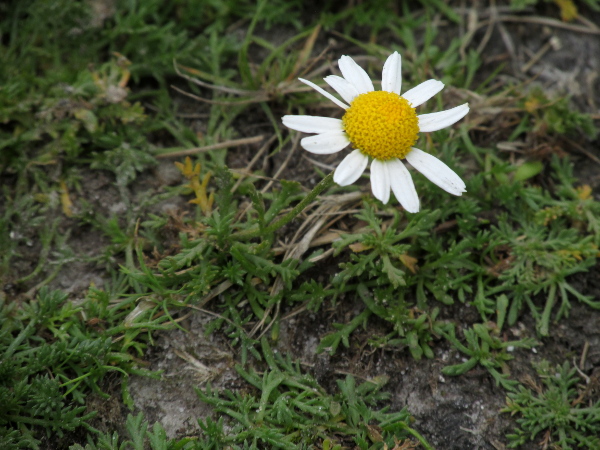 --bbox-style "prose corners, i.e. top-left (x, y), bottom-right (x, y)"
top-left (7, 3), bottom-right (600, 449)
